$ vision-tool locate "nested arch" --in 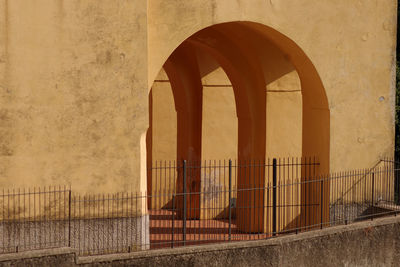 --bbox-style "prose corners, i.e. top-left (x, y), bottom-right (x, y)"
top-left (147, 21), bottom-right (330, 231)
top-left (148, 21), bottom-right (330, 170)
